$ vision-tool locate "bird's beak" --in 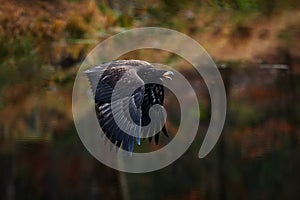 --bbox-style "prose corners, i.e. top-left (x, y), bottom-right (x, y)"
top-left (162, 71), bottom-right (174, 80)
